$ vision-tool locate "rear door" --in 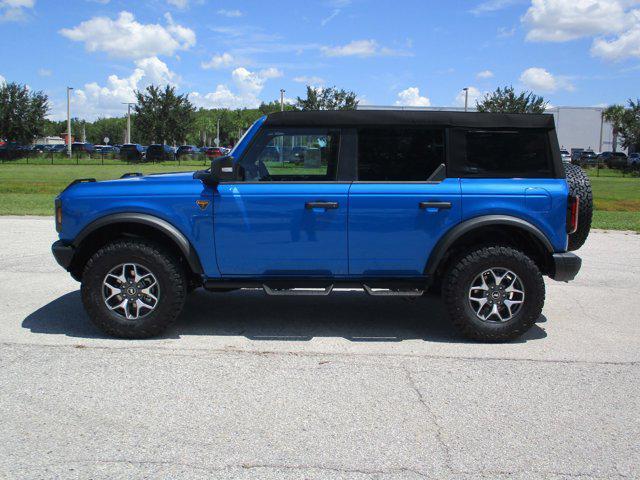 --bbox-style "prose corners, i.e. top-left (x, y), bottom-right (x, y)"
top-left (348, 127), bottom-right (461, 275)
top-left (214, 128), bottom-right (350, 276)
